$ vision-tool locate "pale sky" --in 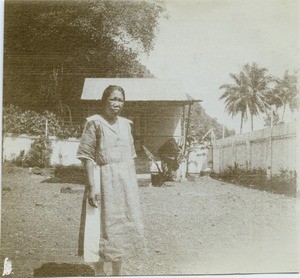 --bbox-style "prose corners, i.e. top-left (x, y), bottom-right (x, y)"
top-left (140, 0), bottom-right (299, 133)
